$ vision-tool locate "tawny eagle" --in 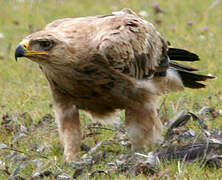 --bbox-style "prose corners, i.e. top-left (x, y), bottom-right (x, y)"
top-left (15, 9), bottom-right (214, 162)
